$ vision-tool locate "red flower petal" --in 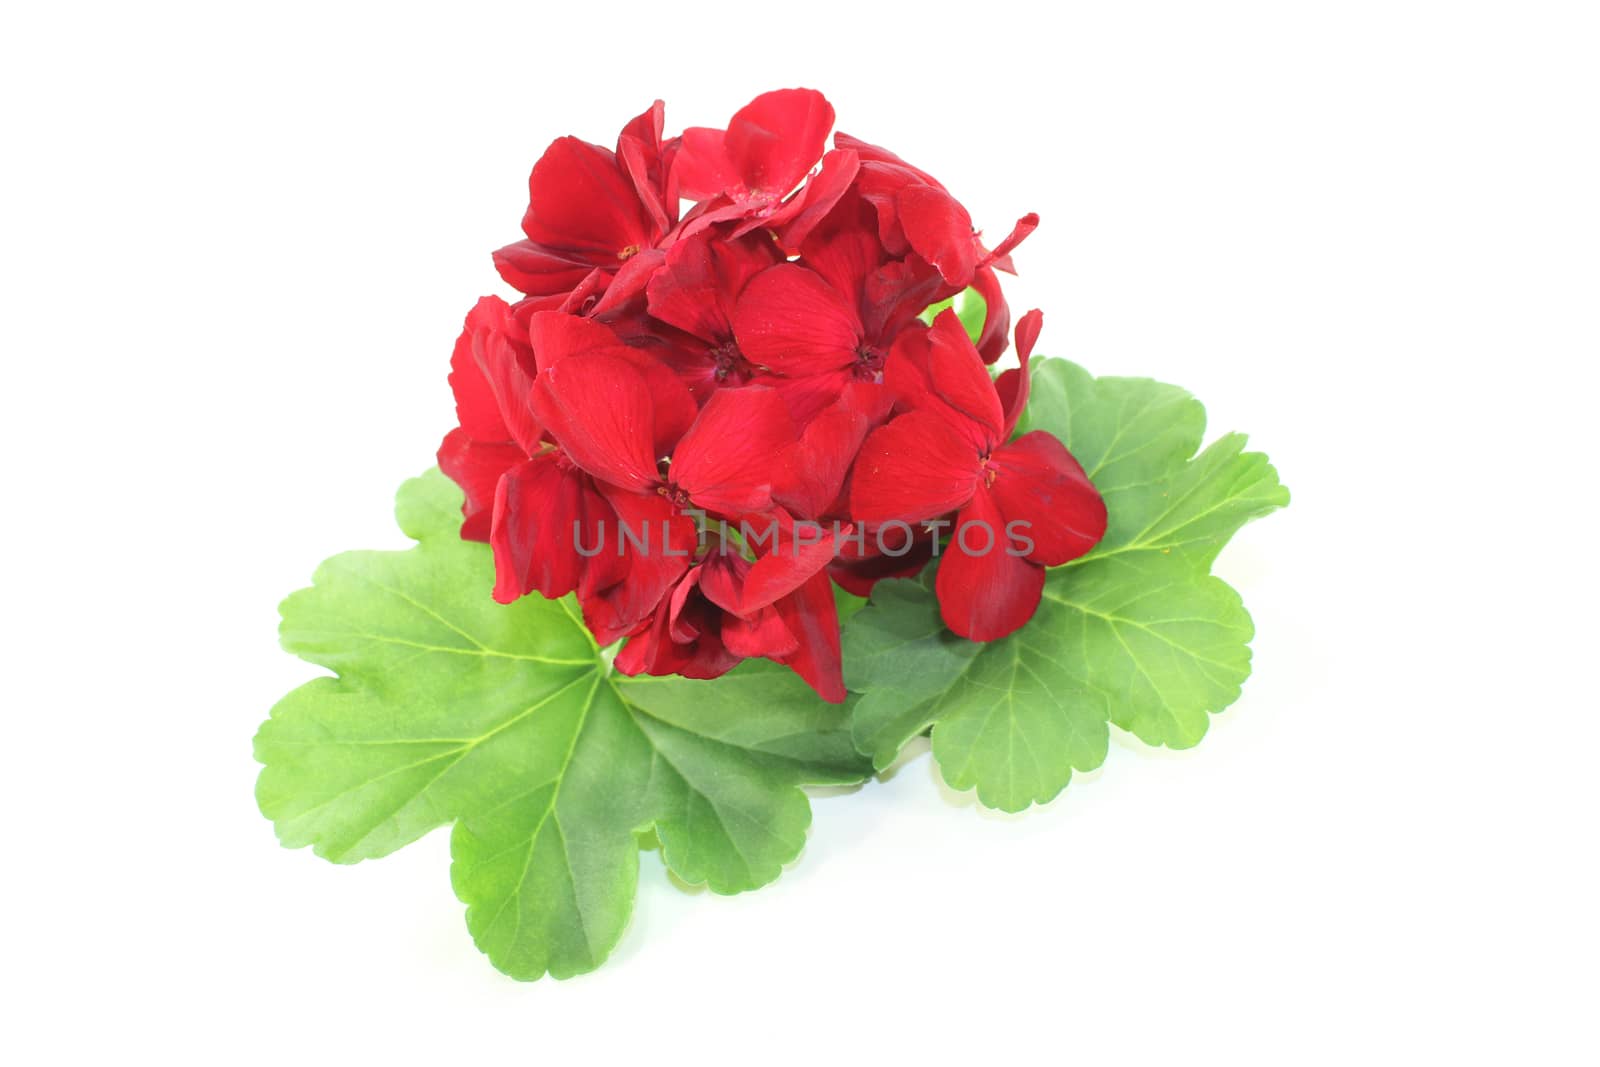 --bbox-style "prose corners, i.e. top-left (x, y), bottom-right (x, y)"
top-left (733, 263), bottom-right (863, 377)
top-left (463, 297), bottom-right (542, 455)
top-left (969, 264), bottom-right (1012, 364)
top-left (981, 212), bottom-right (1039, 272)
top-left (773, 396), bottom-right (872, 517)
top-left (721, 605), bottom-right (800, 661)
top-left (829, 138), bottom-right (944, 257)
top-left (936, 490), bottom-right (1047, 641)
top-left (489, 454), bottom-right (591, 603)
top-left (880, 320), bottom-right (935, 410)
top-left (773, 570), bottom-right (846, 702)
top-left (522, 136), bottom-right (653, 259)
top-left (495, 457), bottom-right (629, 605)
top-left (527, 312), bottom-right (697, 456)
top-left (614, 565), bottom-right (742, 682)
top-left (995, 309), bottom-right (1042, 438)
top-left (1015, 307), bottom-right (1044, 361)
top-left (827, 533), bottom-right (934, 597)
top-left (688, 546), bottom-right (801, 661)
top-left (669, 386), bottom-right (796, 516)
top-left (886, 311), bottom-right (1003, 454)
top-left (447, 302), bottom-right (514, 444)
top-left (832, 132), bottom-right (945, 187)
top-left (897, 184), bottom-right (979, 287)
top-left (725, 88), bottom-right (834, 196)
top-left (740, 519), bottom-right (844, 614)
top-left (988, 431), bottom-right (1107, 566)
top-left (526, 310), bottom-right (628, 374)
top-left (645, 229), bottom-right (780, 346)
top-left (859, 254), bottom-right (950, 344)
top-left (530, 351), bottom-right (660, 495)
top-left (995, 367), bottom-right (1028, 442)
top-left (574, 480), bottom-right (631, 601)
top-left (587, 248), bottom-right (666, 320)
top-left (582, 488), bottom-right (696, 645)
top-left (694, 539), bottom-right (750, 616)
top-left (923, 310), bottom-right (1004, 445)
top-left (615, 100), bottom-right (675, 237)
top-left (850, 409), bottom-right (981, 526)
top-left (437, 429), bottom-right (522, 543)
top-left (491, 239), bottom-right (597, 297)
top-left (796, 197), bottom-right (884, 305)
top-left (671, 126), bottom-right (738, 202)
top-left (768, 368), bottom-right (857, 426)
top-left (770, 148), bottom-right (860, 252)
top-left (629, 357), bottom-right (699, 457)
